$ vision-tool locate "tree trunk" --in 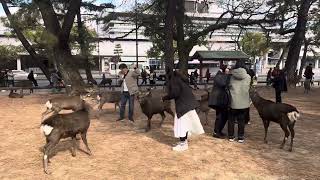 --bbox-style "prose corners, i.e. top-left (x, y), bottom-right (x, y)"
top-left (76, 10), bottom-right (97, 85)
top-left (276, 46), bottom-right (288, 68)
top-left (284, 0), bottom-right (312, 81)
top-left (298, 40), bottom-right (309, 77)
top-left (164, 0), bottom-right (176, 76)
top-left (0, 0), bottom-right (51, 82)
top-left (35, 0), bottom-right (86, 95)
top-left (176, 0), bottom-right (188, 76)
